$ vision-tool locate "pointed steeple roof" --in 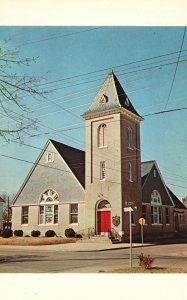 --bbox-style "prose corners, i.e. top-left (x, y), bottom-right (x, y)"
top-left (82, 71), bottom-right (142, 119)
